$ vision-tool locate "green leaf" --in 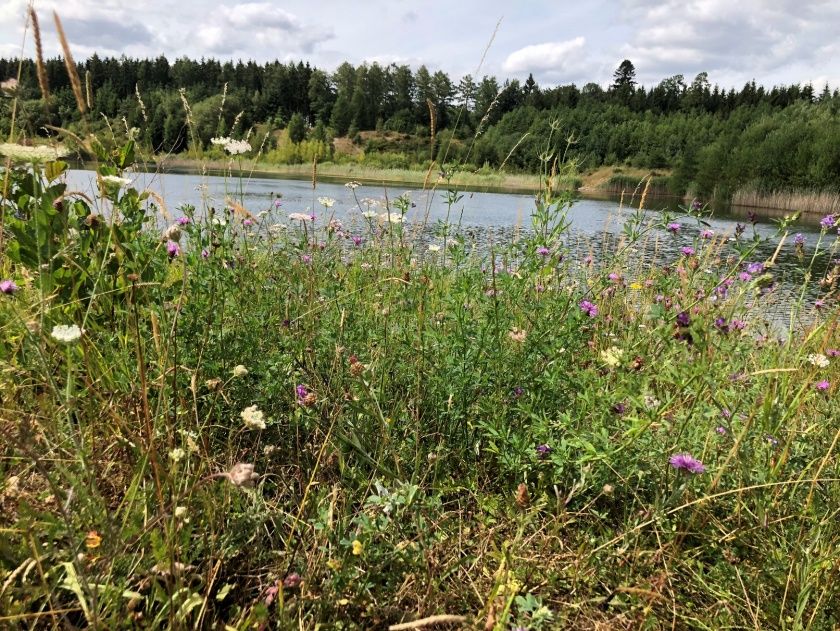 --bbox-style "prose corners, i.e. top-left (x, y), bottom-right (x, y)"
top-left (45, 160), bottom-right (68, 182)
